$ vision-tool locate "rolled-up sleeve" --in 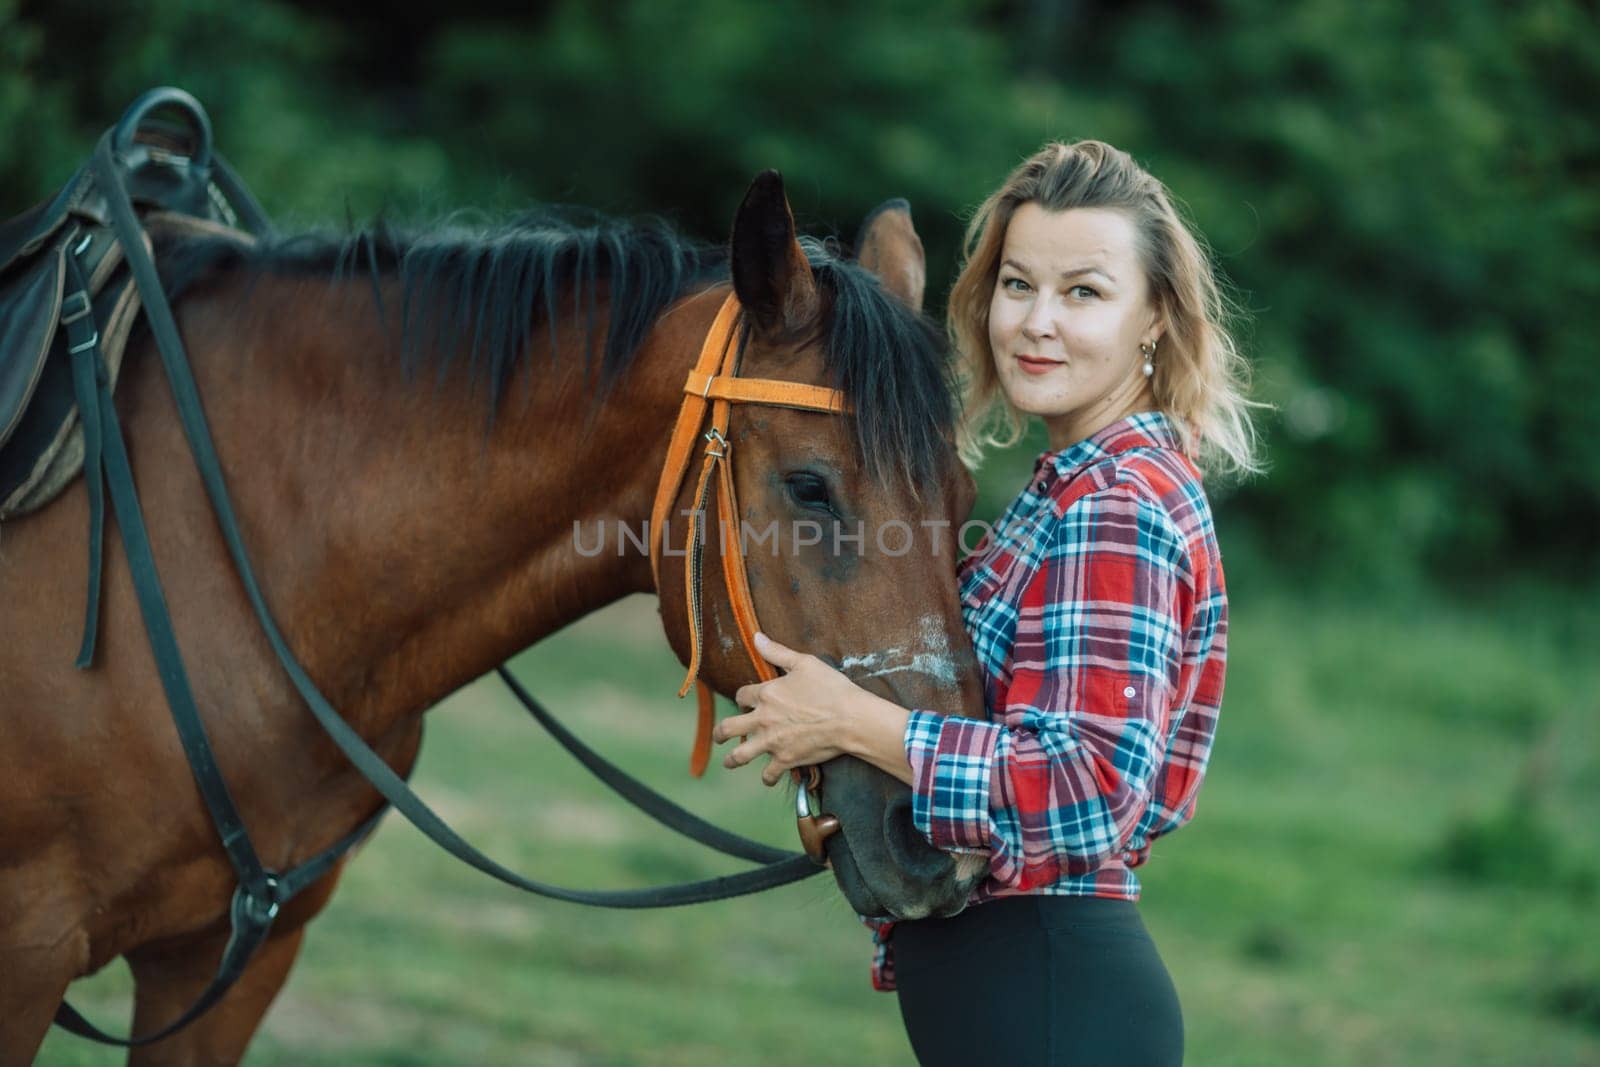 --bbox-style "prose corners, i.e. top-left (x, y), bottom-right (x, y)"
top-left (905, 485), bottom-right (1194, 891)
